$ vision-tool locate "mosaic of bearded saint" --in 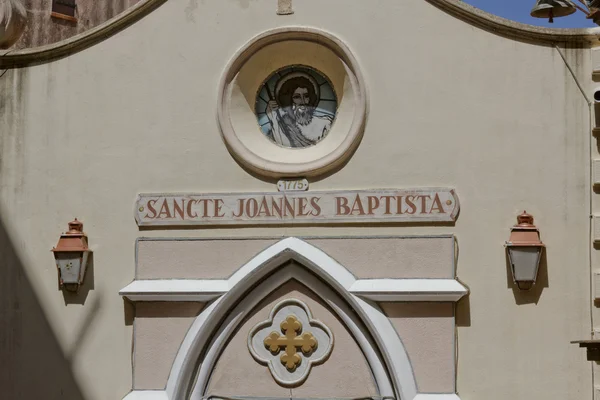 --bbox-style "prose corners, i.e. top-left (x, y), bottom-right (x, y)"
top-left (265, 72), bottom-right (333, 148)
